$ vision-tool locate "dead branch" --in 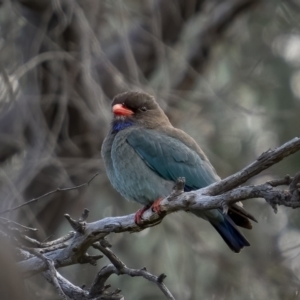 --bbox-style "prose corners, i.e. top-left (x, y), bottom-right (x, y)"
top-left (91, 242), bottom-right (174, 299)
top-left (206, 137), bottom-right (300, 195)
top-left (11, 136), bottom-right (300, 300)
top-left (43, 271), bottom-right (92, 300)
top-left (25, 248), bottom-right (67, 300)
